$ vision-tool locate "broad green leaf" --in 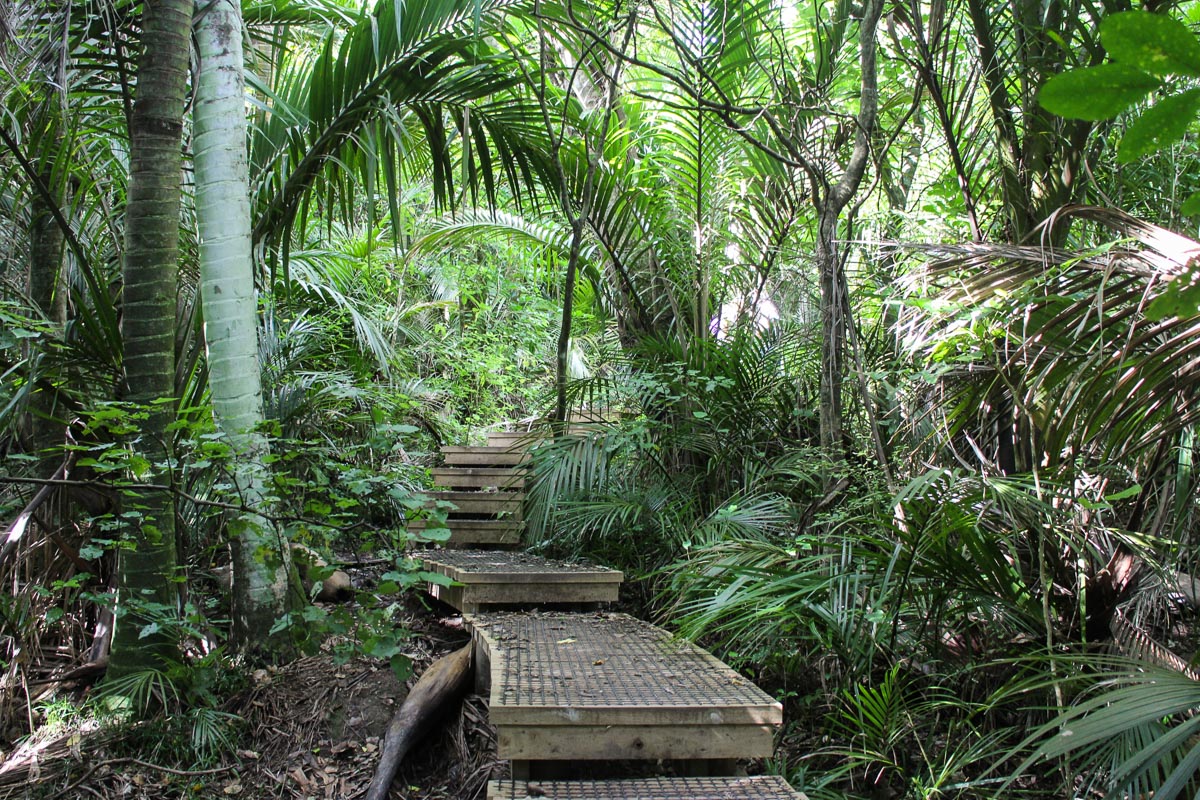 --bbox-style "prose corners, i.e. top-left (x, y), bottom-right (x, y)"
top-left (1182, 190), bottom-right (1200, 215)
top-left (1146, 260), bottom-right (1200, 320)
top-left (390, 654), bottom-right (413, 682)
top-left (417, 526), bottom-right (453, 542)
top-left (1039, 64), bottom-right (1160, 120)
top-left (1103, 11), bottom-right (1200, 77)
top-left (1105, 484), bottom-right (1143, 502)
top-left (1119, 88), bottom-right (1200, 161)
top-left (418, 570), bottom-right (456, 587)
